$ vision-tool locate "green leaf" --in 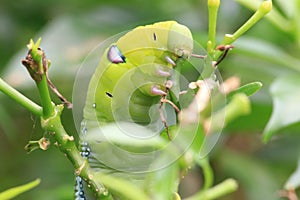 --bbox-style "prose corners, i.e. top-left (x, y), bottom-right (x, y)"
top-left (285, 159), bottom-right (300, 190)
top-left (263, 74), bottom-right (300, 142)
top-left (0, 179), bottom-right (40, 200)
top-left (227, 81), bottom-right (263, 100)
top-left (208, 93), bottom-right (251, 134)
top-left (195, 157), bottom-right (213, 190)
top-left (145, 156), bottom-right (179, 200)
top-left (83, 122), bottom-right (168, 152)
top-left (275, 0), bottom-right (297, 18)
top-left (235, 38), bottom-right (300, 72)
top-left (185, 178), bottom-right (238, 200)
top-left (94, 173), bottom-right (150, 200)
